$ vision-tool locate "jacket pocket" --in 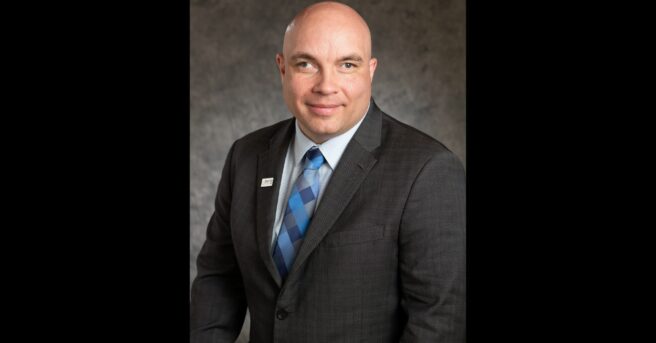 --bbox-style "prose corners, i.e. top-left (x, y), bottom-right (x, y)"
top-left (322, 225), bottom-right (385, 247)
